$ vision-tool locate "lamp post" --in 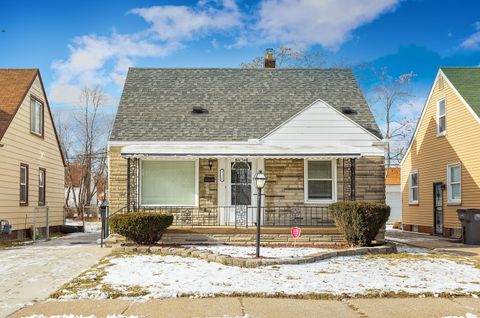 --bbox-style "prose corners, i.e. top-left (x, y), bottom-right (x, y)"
top-left (254, 170), bottom-right (266, 258)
